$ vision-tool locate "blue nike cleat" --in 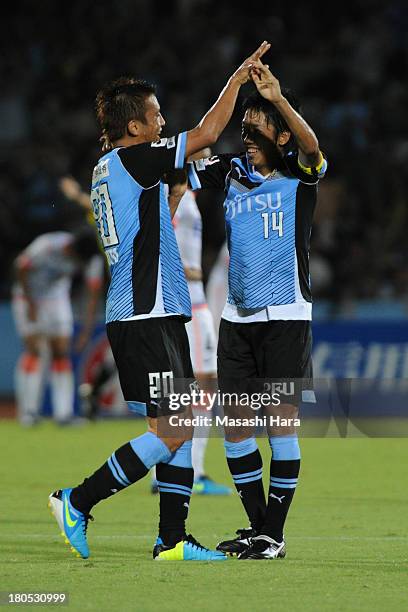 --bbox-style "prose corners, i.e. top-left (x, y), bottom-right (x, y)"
top-left (153, 534), bottom-right (228, 561)
top-left (48, 488), bottom-right (93, 559)
top-left (192, 475), bottom-right (232, 496)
